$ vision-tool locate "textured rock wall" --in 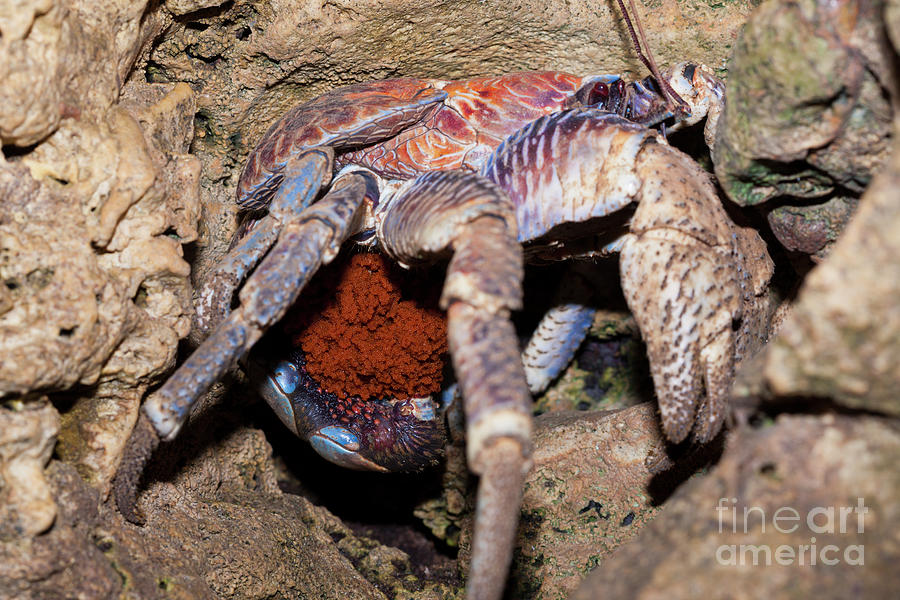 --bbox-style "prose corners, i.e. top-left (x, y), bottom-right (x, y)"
top-left (763, 115), bottom-right (900, 413)
top-left (713, 0), bottom-right (894, 259)
top-left (1, 1), bottom-right (200, 529)
top-left (573, 413), bottom-right (900, 599)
